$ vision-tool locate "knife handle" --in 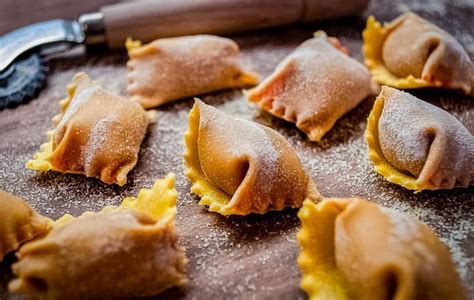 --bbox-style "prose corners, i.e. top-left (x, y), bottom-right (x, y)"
top-left (101, 0), bottom-right (368, 48)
